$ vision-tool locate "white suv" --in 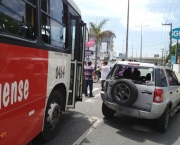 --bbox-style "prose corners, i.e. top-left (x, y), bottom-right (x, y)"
top-left (101, 61), bottom-right (180, 132)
